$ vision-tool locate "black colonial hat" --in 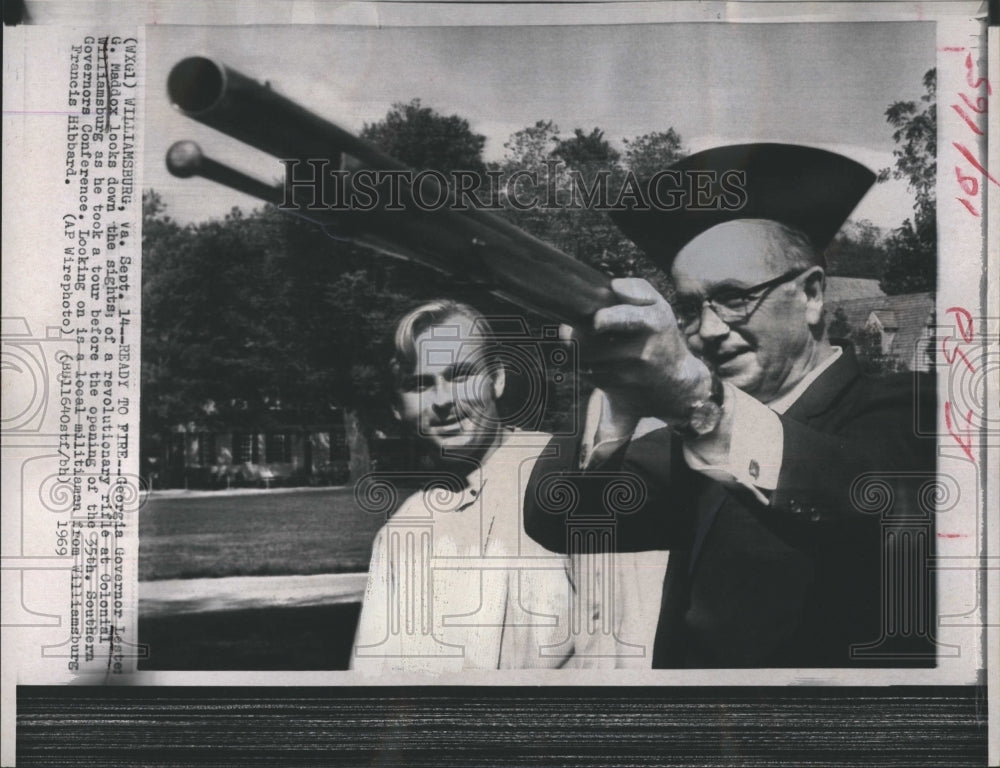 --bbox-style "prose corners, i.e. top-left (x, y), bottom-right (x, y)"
top-left (610, 143), bottom-right (876, 270)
